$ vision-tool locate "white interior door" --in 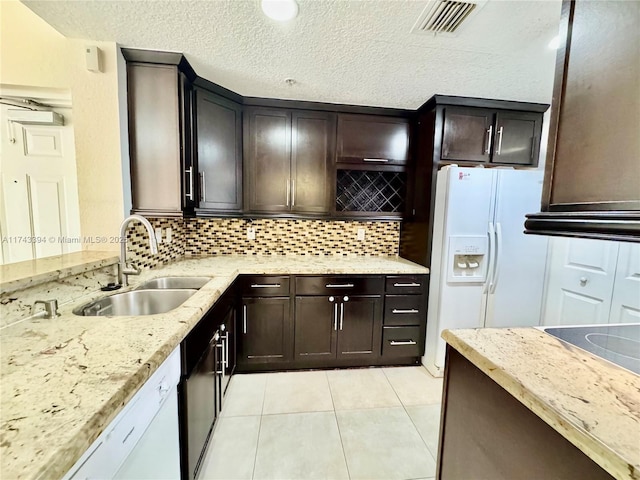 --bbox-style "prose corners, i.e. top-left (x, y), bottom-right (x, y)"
top-left (541, 237), bottom-right (619, 326)
top-left (0, 102), bottom-right (81, 263)
top-left (609, 243), bottom-right (640, 324)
